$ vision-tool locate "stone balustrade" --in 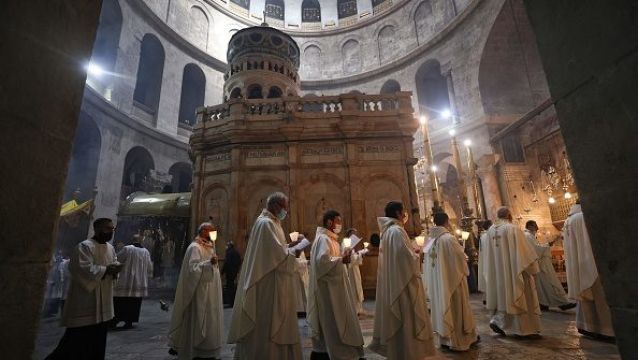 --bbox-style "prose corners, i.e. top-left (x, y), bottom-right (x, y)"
top-left (197, 92), bottom-right (412, 123)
